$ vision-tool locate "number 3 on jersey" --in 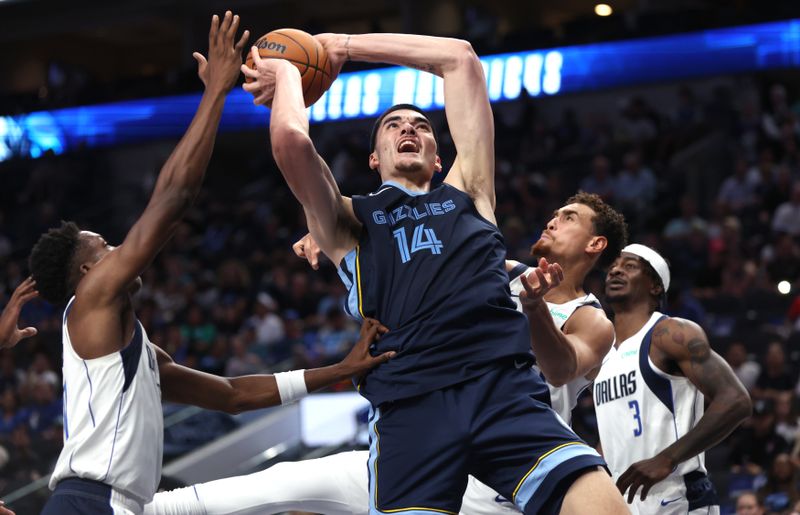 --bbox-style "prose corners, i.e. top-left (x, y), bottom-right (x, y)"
top-left (629, 400), bottom-right (643, 437)
top-left (393, 224), bottom-right (444, 263)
